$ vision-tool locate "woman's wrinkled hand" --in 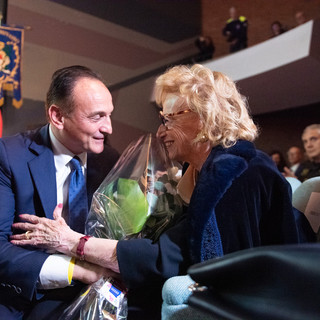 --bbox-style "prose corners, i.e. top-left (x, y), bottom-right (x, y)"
top-left (10, 203), bottom-right (81, 256)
